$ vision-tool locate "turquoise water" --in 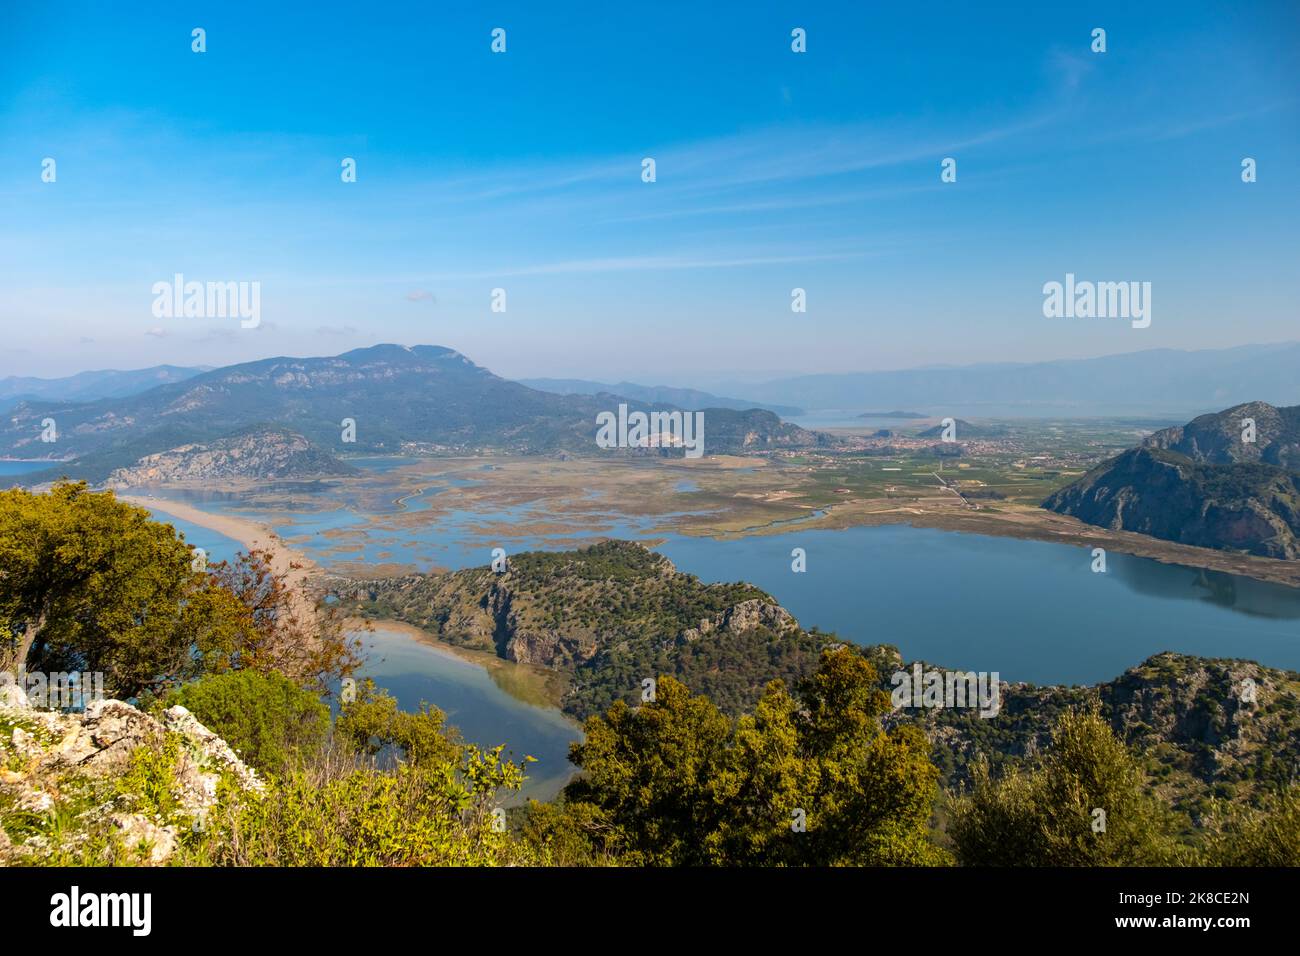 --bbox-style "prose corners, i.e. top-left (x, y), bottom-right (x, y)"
top-left (194, 496), bottom-right (682, 572)
top-left (187, 489), bottom-right (1300, 684)
top-left (655, 527), bottom-right (1300, 686)
top-left (0, 460), bottom-right (59, 479)
top-left (143, 510), bottom-right (244, 564)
